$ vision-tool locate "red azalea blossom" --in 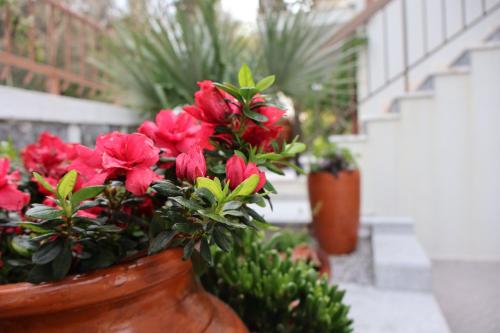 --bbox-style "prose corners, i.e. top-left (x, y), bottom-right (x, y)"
top-left (176, 146), bottom-right (206, 183)
top-left (0, 158), bottom-right (30, 211)
top-left (183, 80), bottom-right (240, 125)
top-left (242, 99), bottom-right (285, 150)
top-left (225, 155), bottom-right (266, 193)
top-left (138, 109), bottom-right (212, 158)
top-left (70, 132), bottom-right (160, 195)
top-left (22, 132), bottom-right (77, 179)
